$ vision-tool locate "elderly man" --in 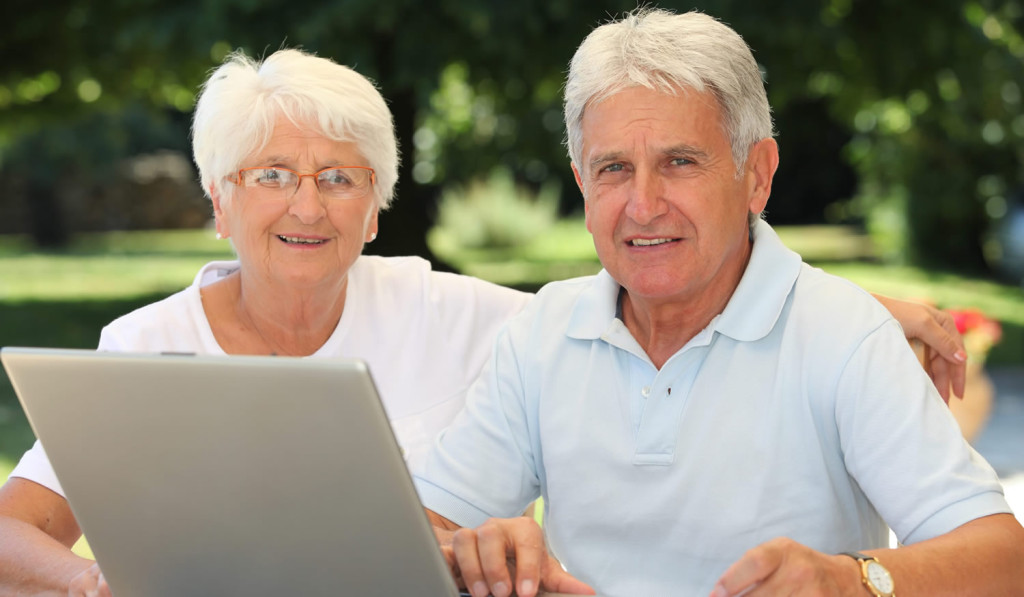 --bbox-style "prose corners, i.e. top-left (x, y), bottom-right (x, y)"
top-left (413, 9), bottom-right (1024, 597)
